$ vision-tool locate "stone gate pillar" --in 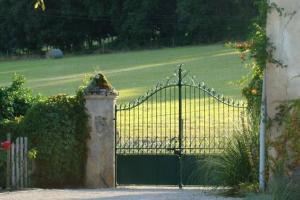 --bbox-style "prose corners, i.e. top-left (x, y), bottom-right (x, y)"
top-left (84, 74), bottom-right (118, 188)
